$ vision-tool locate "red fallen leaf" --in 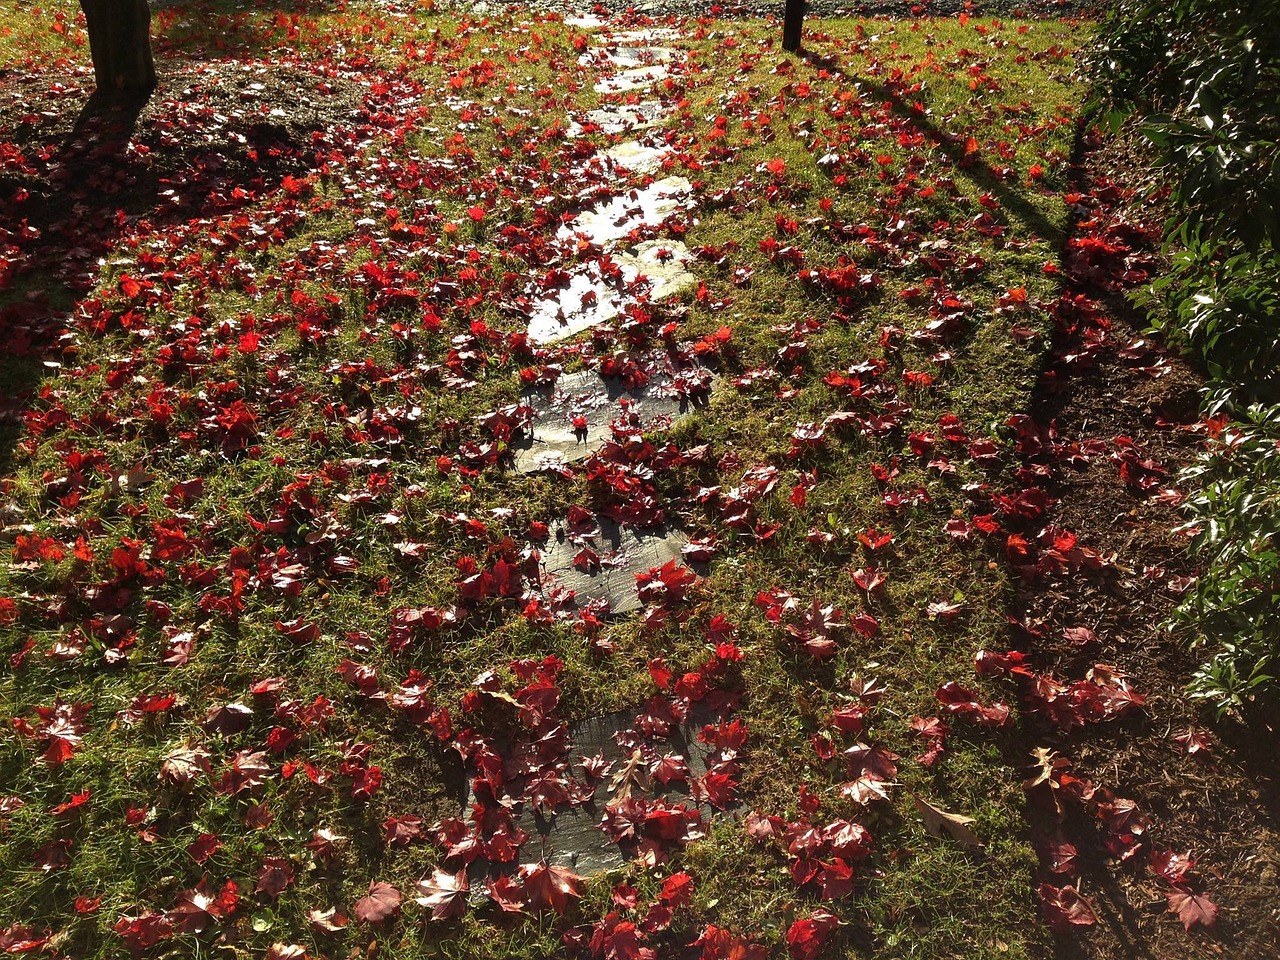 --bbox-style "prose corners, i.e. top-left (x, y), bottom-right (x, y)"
top-left (828, 704), bottom-right (864, 736)
top-left (383, 814), bottom-right (425, 848)
top-left (255, 857), bottom-right (295, 899)
top-left (415, 868), bottom-right (469, 920)
top-left (21, 699), bottom-right (93, 765)
top-left (74, 896), bottom-right (101, 914)
top-left (692, 923), bottom-right (768, 960)
top-left (522, 861), bottom-right (585, 914)
top-left (1167, 887), bottom-right (1219, 931)
top-left (202, 701), bottom-right (254, 734)
top-left (935, 682), bottom-right (1011, 728)
top-left (1062, 626), bottom-right (1098, 646)
top-left (274, 618), bottom-right (320, 645)
top-left (1150, 849), bottom-right (1194, 885)
top-left (648, 657), bottom-right (673, 690)
top-left (306, 828), bottom-right (347, 861)
top-left (1038, 883), bottom-right (1097, 933)
top-left (487, 873), bottom-right (527, 914)
top-left (0, 924), bottom-right (50, 954)
top-left (307, 906), bottom-right (348, 933)
top-left (33, 838), bottom-right (70, 872)
top-left (786, 908), bottom-right (839, 960)
top-left (112, 911), bottom-right (173, 952)
top-left (745, 809), bottom-right (783, 841)
top-left (354, 881), bottom-right (402, 923)
top-left (636, 560), bottom-right (700, 608)
top-left (159, 743), bottom-right (212, 787)
top-left (50, 789), bottom-right (91, 816)
top-left (263, 945), bottom-right (307, 960)
top-left (1036, 837), bottom-right (1080, 876)
top-left (1173, 728), bottom-right (1213, 757)
top-left (216, 750), bottom-right (271, 795)
top-left (849, 566), bottom-right (886, 595)
top-left (168, 879), bottom-right (239, 934)
top-left (651, 752), bottom-right (690, 785)
top-left (187, 833), bottom-right (222, 864)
